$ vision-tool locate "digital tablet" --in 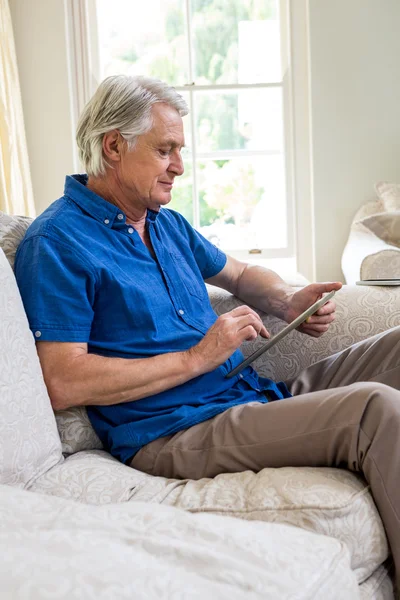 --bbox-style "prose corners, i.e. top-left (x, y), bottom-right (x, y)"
top-left (226, 290), bottom-right (336, 379)
top-left (356, 279), bottom-right (400, 286)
